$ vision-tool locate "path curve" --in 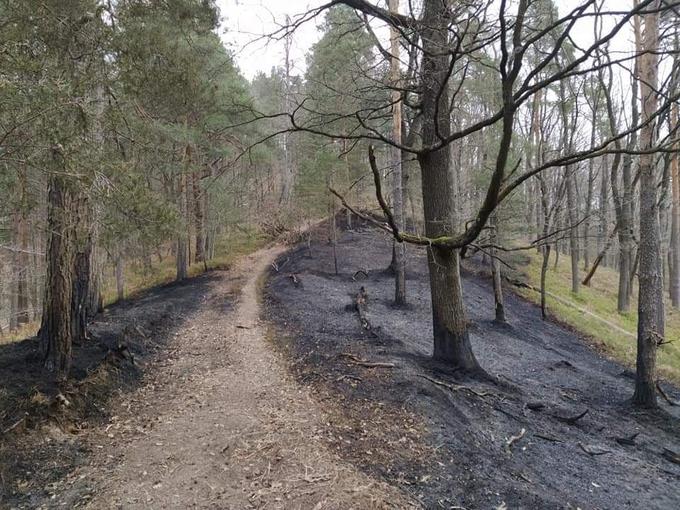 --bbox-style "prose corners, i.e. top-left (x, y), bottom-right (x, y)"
top-left (52, 245), bottom-right (416, 509)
